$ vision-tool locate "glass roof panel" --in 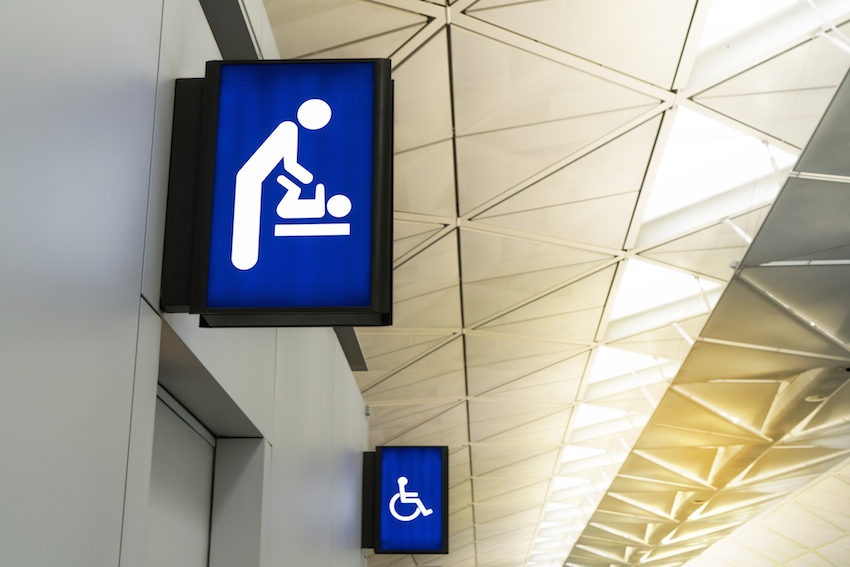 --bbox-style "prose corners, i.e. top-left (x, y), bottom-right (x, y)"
top-left (588, 345), bottom-right (665, 383)
top-left (698, 0), bottom-right (800, 51)
top-left (609, 259), bottom-right (722, 321)
top-left (642, 107), bottom-right (797, 222)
